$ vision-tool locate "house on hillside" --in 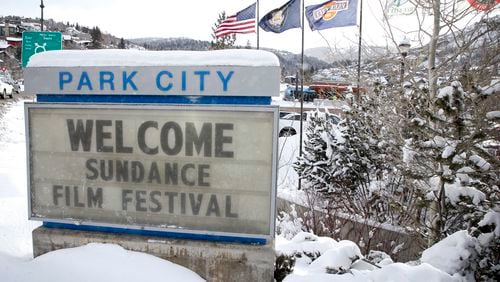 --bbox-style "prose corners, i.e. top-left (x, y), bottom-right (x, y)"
top-left (6, 37), bottom-right (22, 47)
top-left (21, 22), bottom-right (41, 32)
top-left (0, 22), bottom-right (19, 39)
